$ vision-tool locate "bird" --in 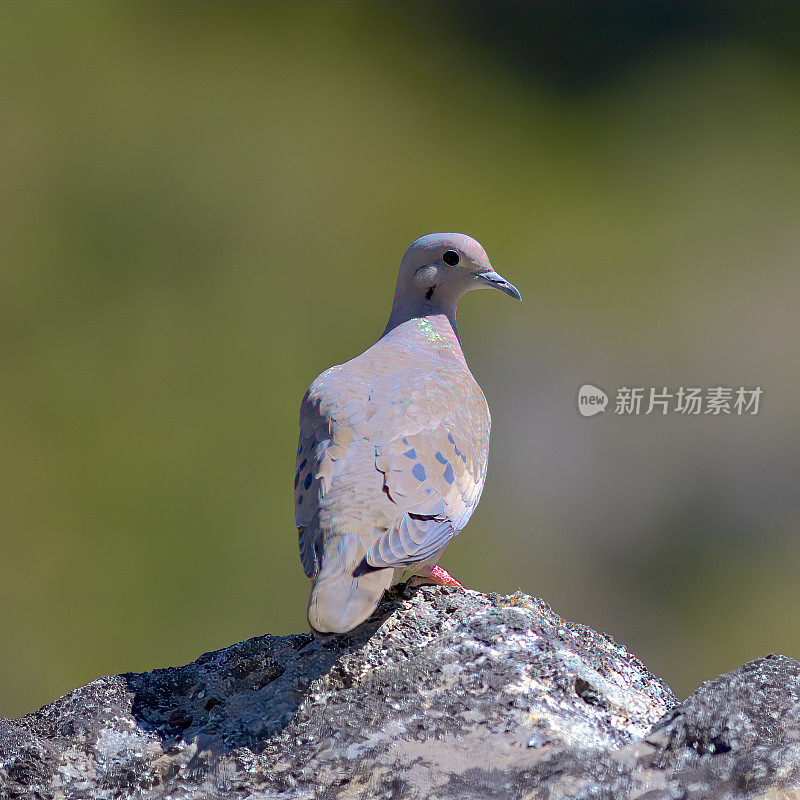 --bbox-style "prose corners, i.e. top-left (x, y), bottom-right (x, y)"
top-left (293, 233), bottom-right (521, 634)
